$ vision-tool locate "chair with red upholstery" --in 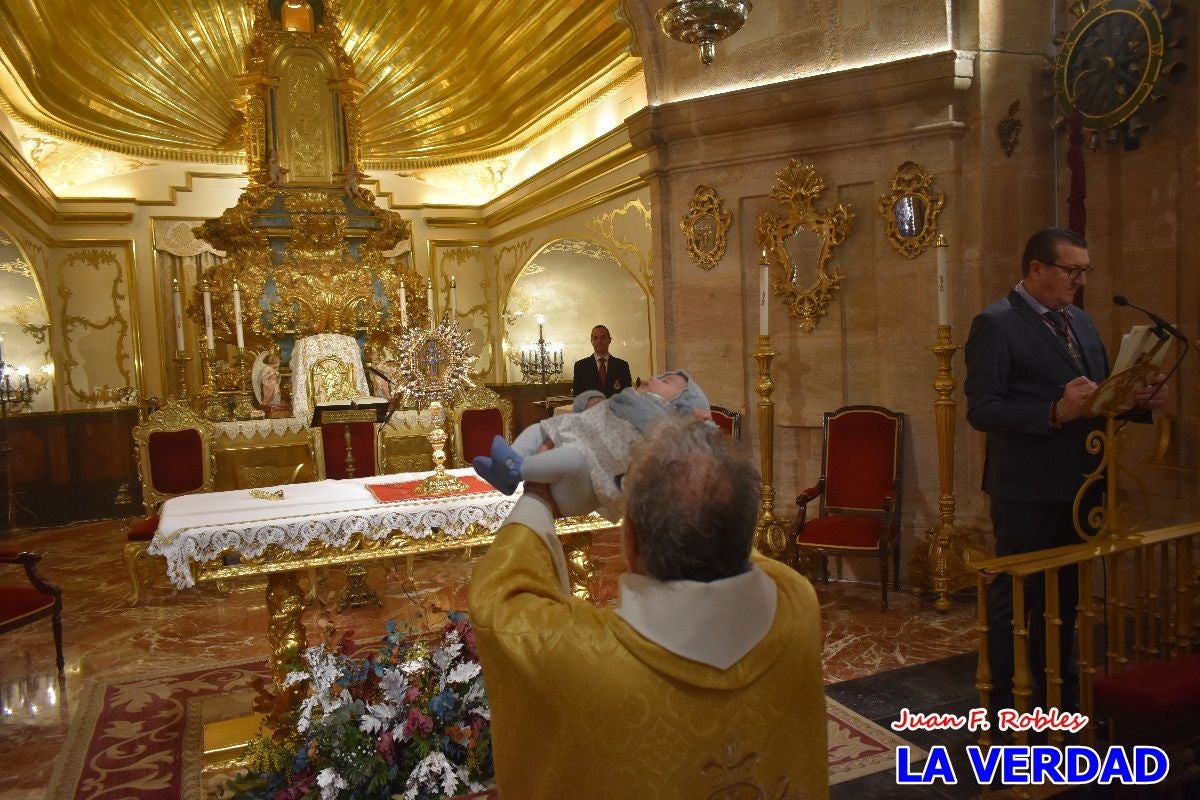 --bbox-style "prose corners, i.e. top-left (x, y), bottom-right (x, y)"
top-left (792, 405), bottom-right (904, 610)
top-left (1, 551), bottom-right (64, 671)
top-left (709, 405), bottom-right (742, 440)
top-left (124, 401), bottom-right (215, 606)
top-left (451, 385), bottom-right (513, 468)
